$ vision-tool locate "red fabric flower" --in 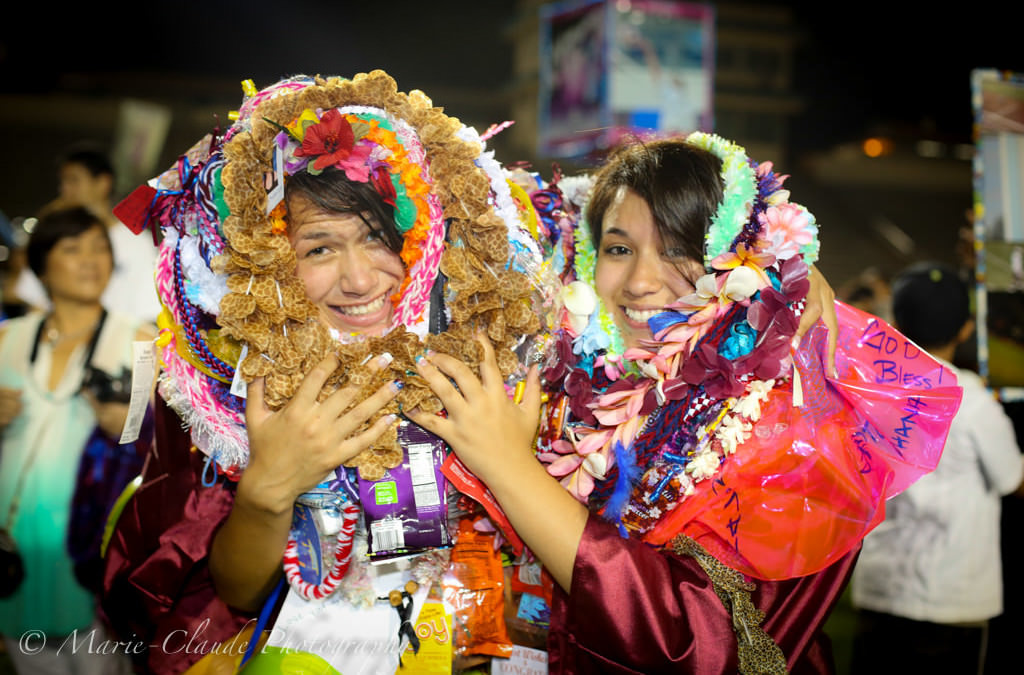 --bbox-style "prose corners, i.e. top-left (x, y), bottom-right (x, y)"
top-left (542, 331), bottom-right (576, 388)
top-left (295, 109), bottom-right (356, 172)
top-left (681, 343), bottom-right (744, 399)
top-left (564, 368), bottom-right (598, 425)
top-left (370, 166), bottom-right (397, 208)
